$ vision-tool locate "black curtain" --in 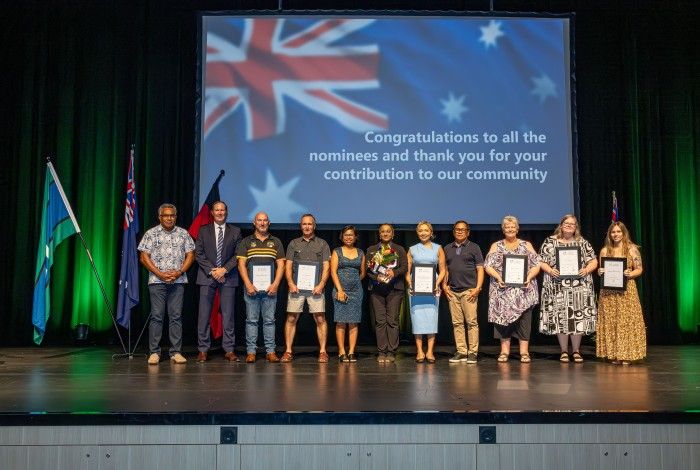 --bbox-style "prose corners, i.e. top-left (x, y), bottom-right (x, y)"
top-left (2, 0), bottom-right (697, 347)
